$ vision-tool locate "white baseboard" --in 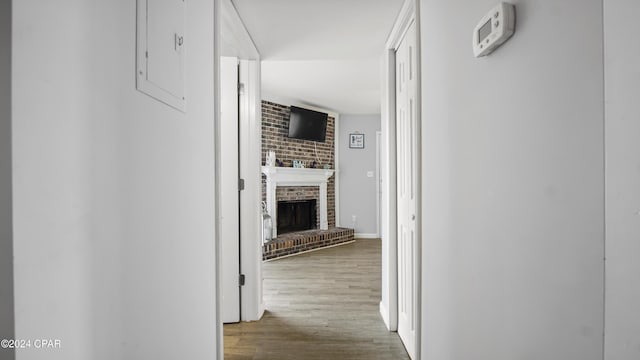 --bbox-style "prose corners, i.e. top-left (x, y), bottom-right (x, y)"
top-left (257, 302), bottom-right (265, 320)
top-left (355, 233), bottom-right (379, 239)
top-left (380, 301), bottom-right (391, 331)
